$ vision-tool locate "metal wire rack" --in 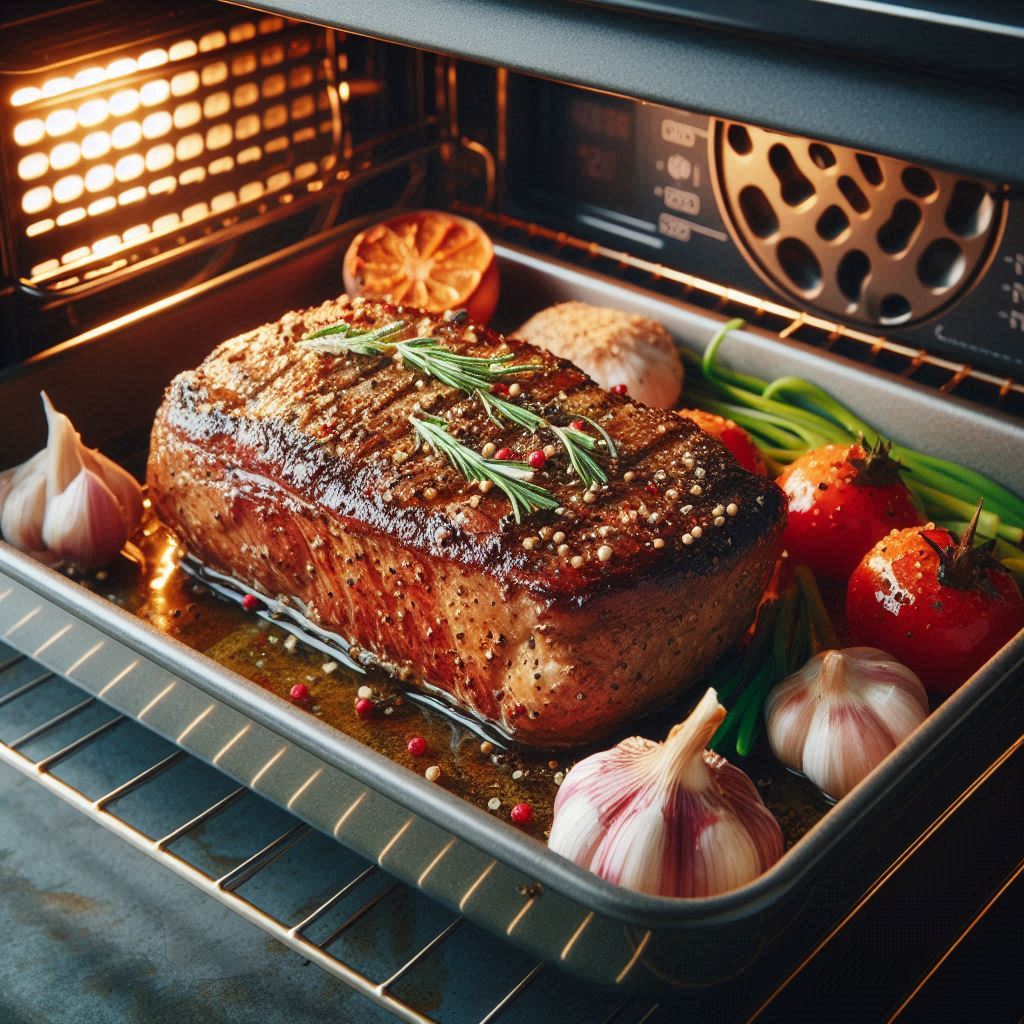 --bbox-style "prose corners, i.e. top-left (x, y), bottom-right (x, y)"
top-left (457, 205), bottom-right (1024, 419)
top-left (0, 644), bottom-right (662, 1024)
